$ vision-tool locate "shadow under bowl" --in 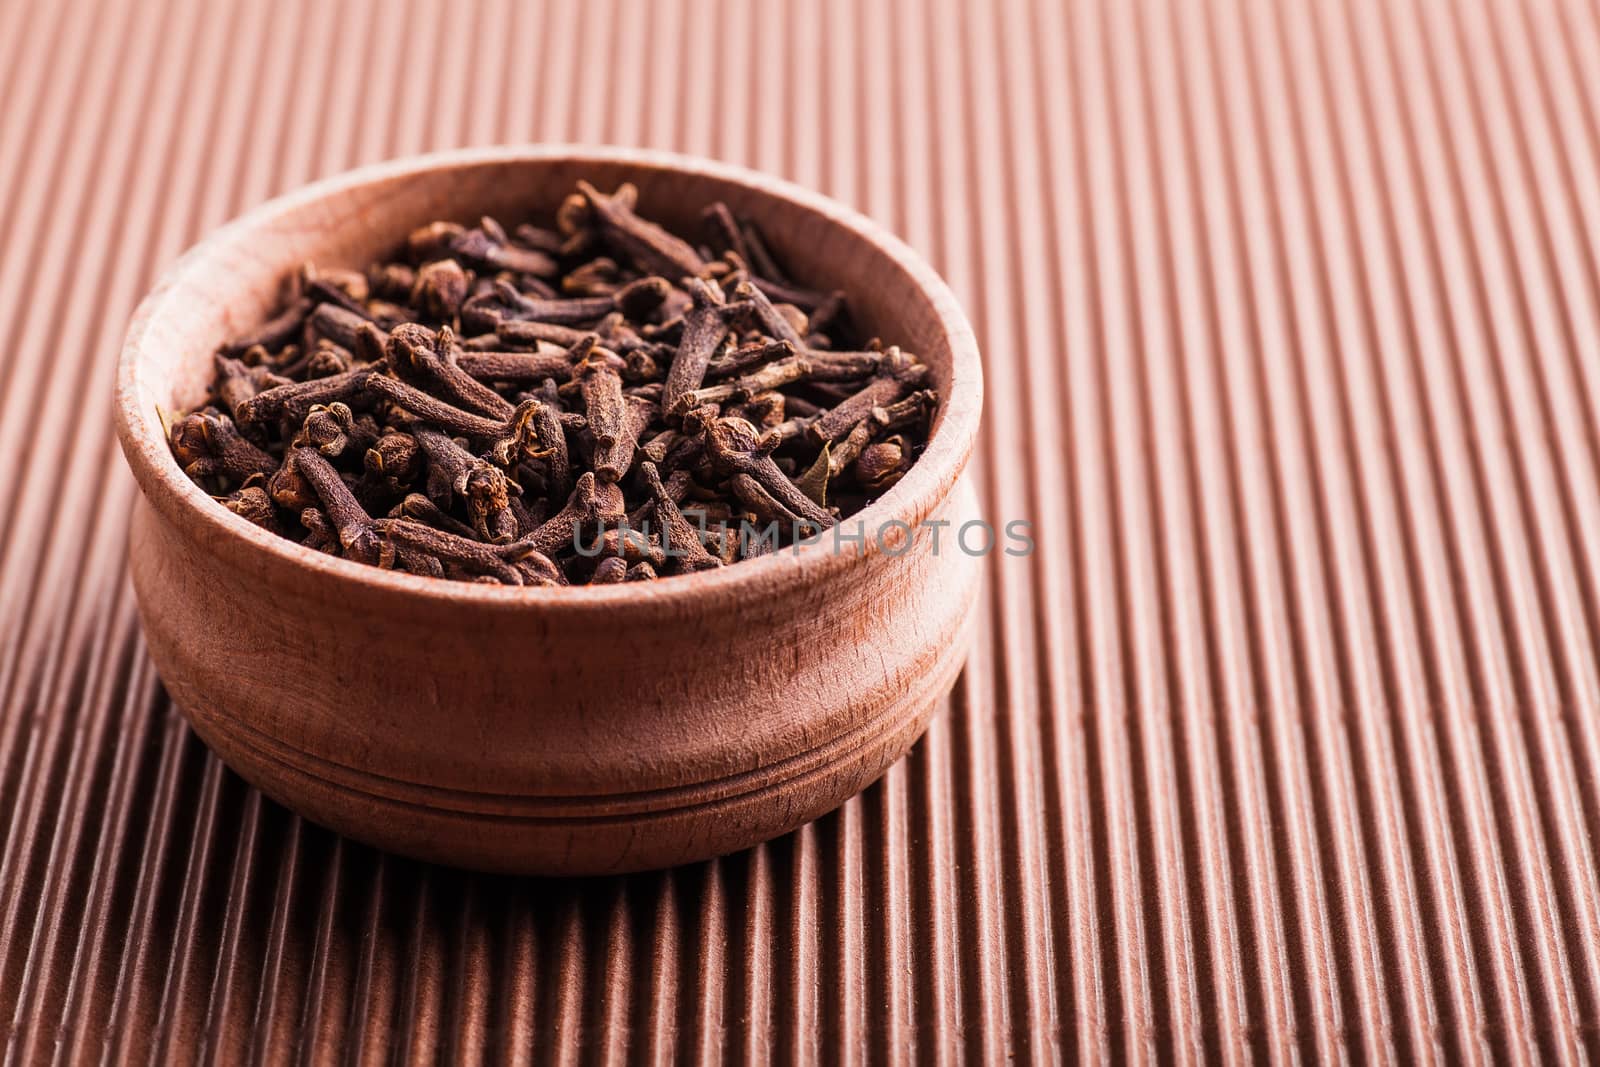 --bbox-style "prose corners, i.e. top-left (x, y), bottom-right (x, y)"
top-left (115, 146), bottom-right (984, 875)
